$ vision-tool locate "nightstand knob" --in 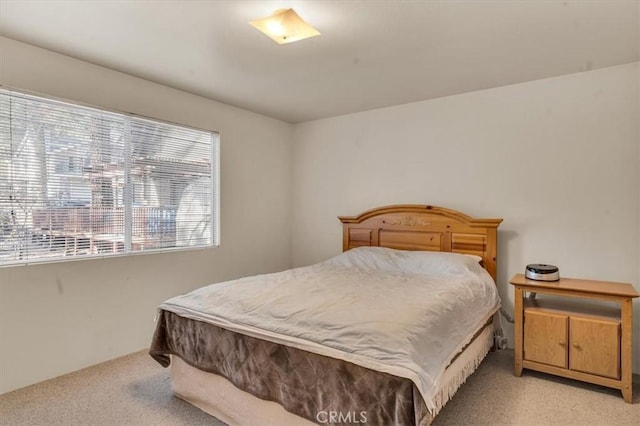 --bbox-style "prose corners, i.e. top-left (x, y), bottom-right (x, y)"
top-left (559, 342), bottom-right (566, 347)
top-left (572, 343), bottom-right (582, 350)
